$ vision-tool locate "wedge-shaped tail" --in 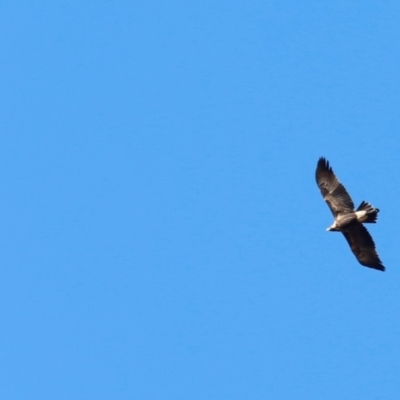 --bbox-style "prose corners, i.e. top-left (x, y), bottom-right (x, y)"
top-left (356, 201), bottom-right (379, 223)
